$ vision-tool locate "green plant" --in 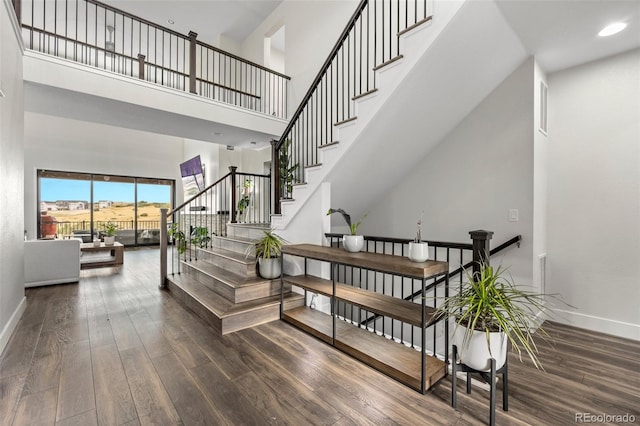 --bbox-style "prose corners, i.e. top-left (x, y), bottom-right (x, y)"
top-left (279, 139), bottom-right (298, 198)
top-left (436, 261), bottom-right (560, 370)
top-left (168, 222), bottom-right (186, 254)
top-left (414, 210), bottom-right (424, 242)
top-left (103, 221), bottom-right (118, 237)
top-left (326, 208), bottom-right (367, 235)
top-left (190, 226), bottom-right (211, 248)
top-left (254, 230), bottom-right (286, 259)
